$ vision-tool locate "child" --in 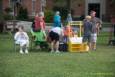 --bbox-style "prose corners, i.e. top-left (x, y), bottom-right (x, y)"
top-left (14, 25), bottom-right (29, 54)
top-left (31, 29), bottom-right (47, 49)
top-left (66, 13), bottom-right (72, 23)
top-left (63, 25), bottom-right (74, 43)
top-left (83, 16), bottom-right (92, 50)
top-left (33, 12), bottom-right (46, 38)
top-left (34, 12), bottom-right (46, 32)
top-left (53, 11), bottom-right (62, 27)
